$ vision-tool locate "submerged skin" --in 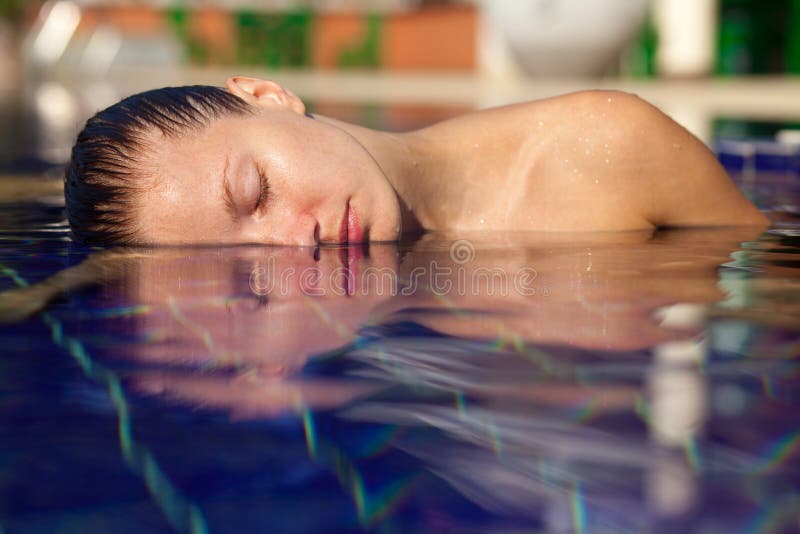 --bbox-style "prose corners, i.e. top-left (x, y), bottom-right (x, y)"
top-left (134, 76), bottom-right (768, 245)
